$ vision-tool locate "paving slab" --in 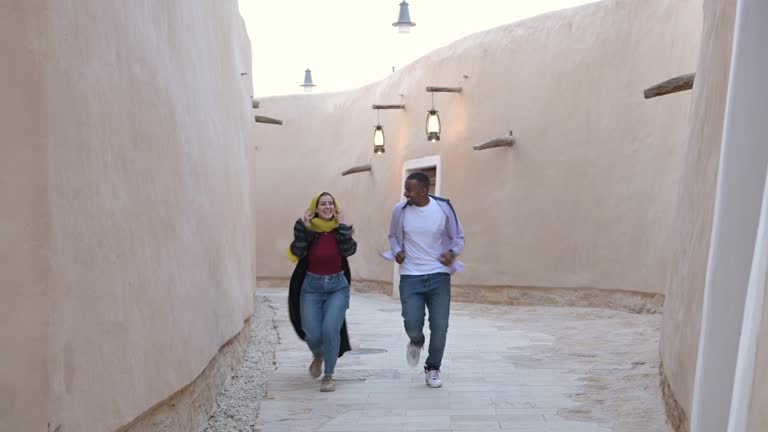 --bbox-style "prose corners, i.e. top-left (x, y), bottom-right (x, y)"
top-left (254, 289), bottom-right (669, 432)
